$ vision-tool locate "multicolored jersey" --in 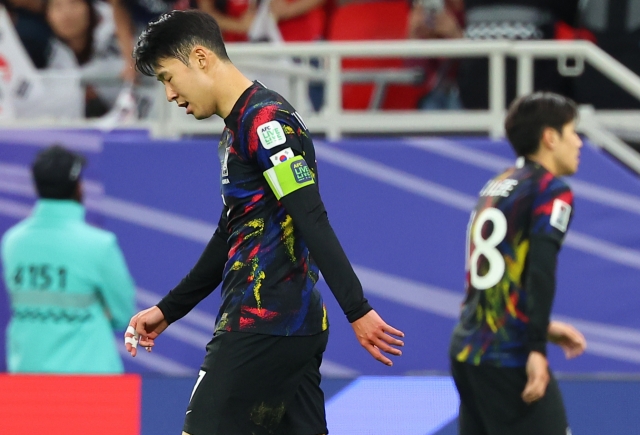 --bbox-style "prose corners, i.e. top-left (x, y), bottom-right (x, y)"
top-left (450, 158), bottom-right (574, 367)
top-left (214, 81), bottom-right (327, 336)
